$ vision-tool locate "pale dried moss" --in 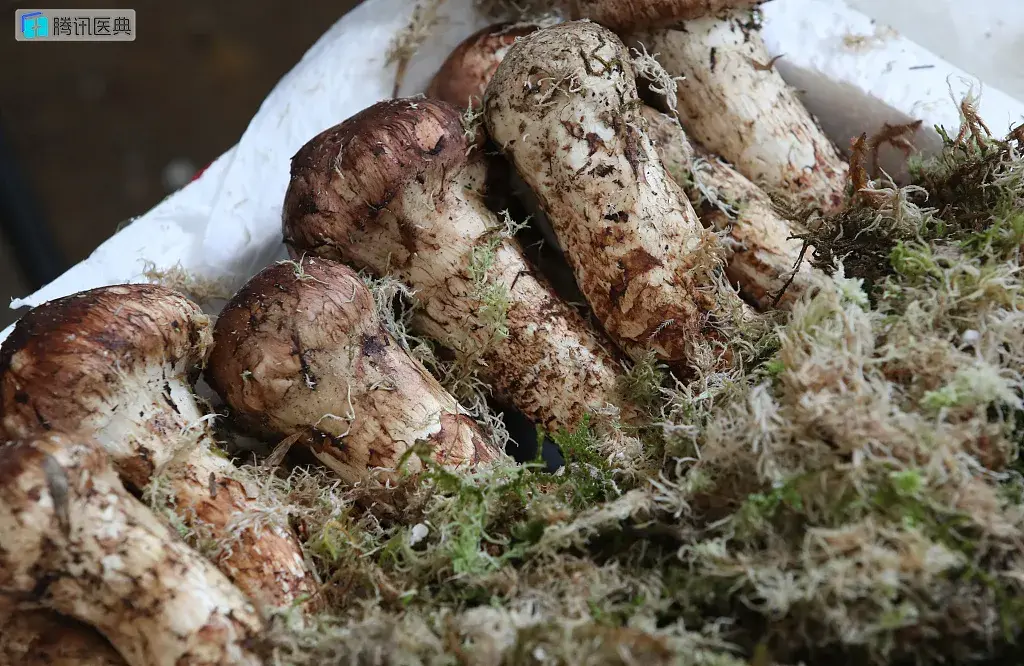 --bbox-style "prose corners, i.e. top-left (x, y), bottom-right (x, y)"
top-left (473, 0), bottom-right (563, 25)
top-left (141, 260), bottom-right (234, 304)
top-left (651, 113), bottom-right (1024, 662)
top-left (666, 266), bottom-right (1024, 663)
top-left (386, 0), bottom-right (448, 98)
top-left (180, 106), bottom-right (1024, 665)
